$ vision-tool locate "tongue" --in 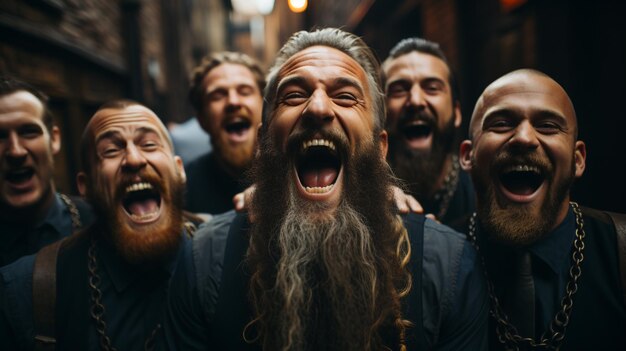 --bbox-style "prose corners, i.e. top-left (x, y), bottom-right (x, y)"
top-left (300, 166), bottom-right (337, 188)
top-left (128, 199), bottom-right (159, 216)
